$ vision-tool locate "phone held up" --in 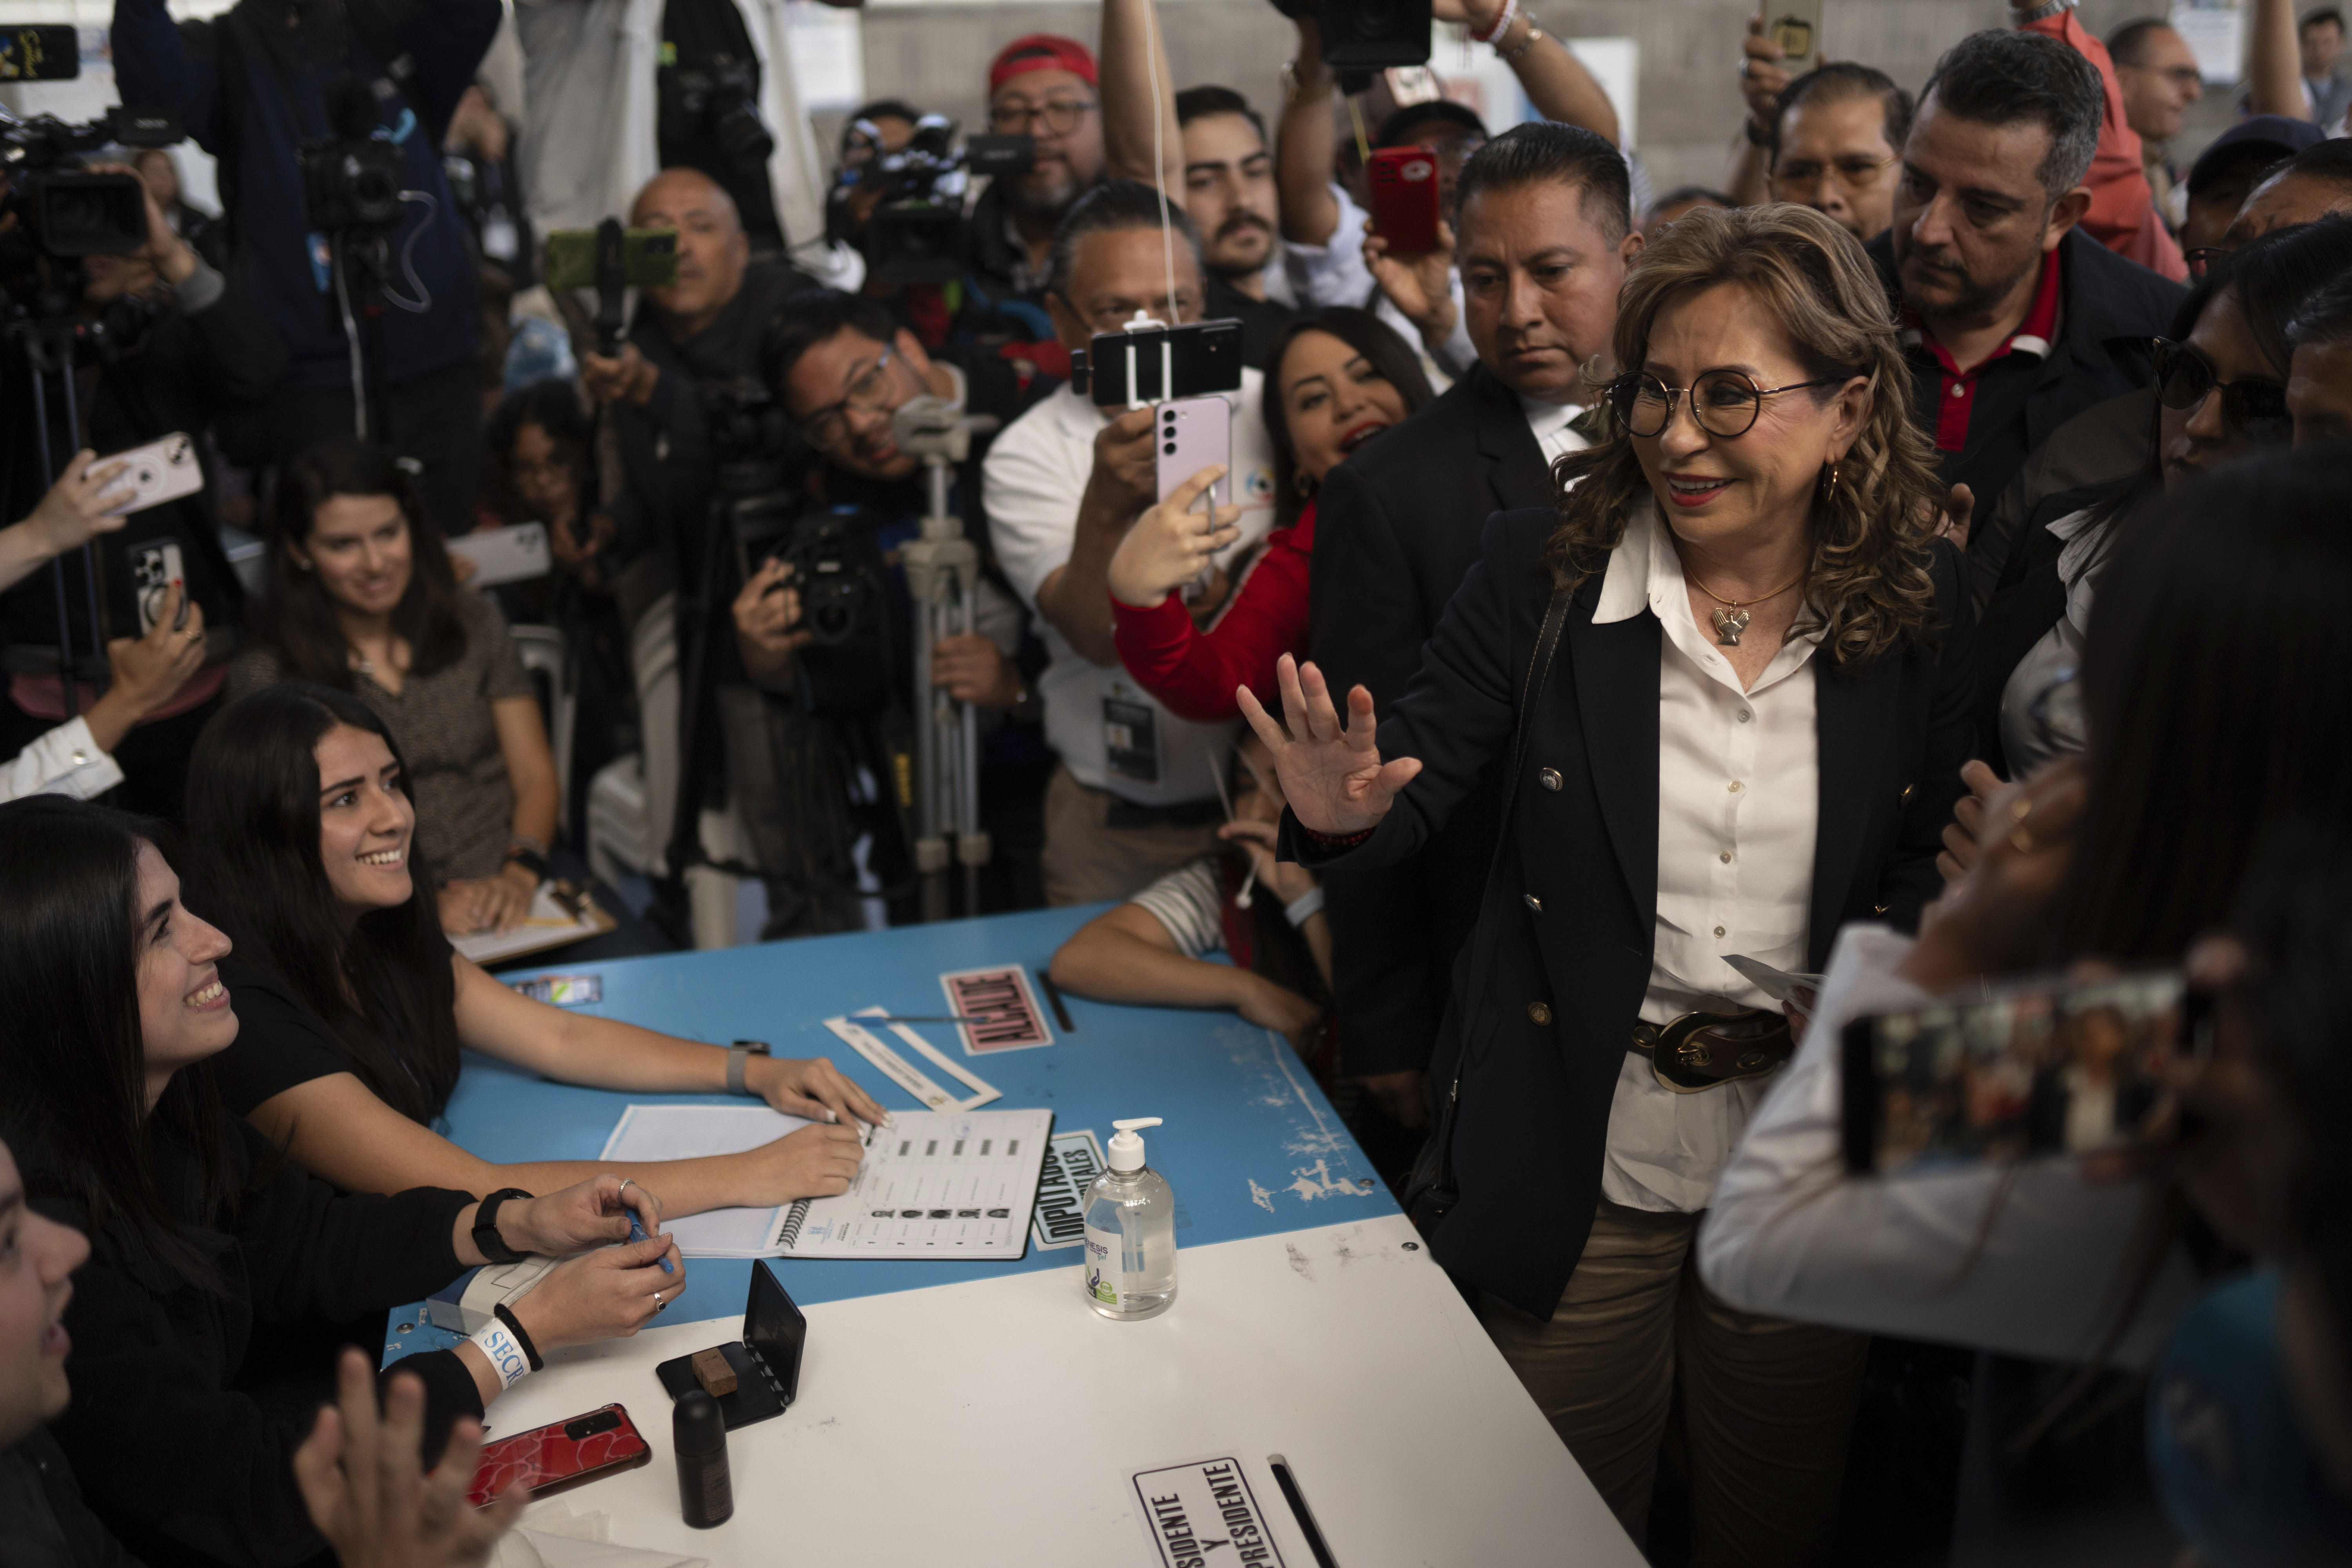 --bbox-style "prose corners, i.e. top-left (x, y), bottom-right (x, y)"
top-left (1077, 318), bottom-right (1244, 410)
top-left (1367, 146), bottom-right (1441, 256)
top-left (1154, 396), bottom-right (1232, 511)
top-left (1841, 969), bottom-right (2211, 1178)
top-left (1763, 0), bottom-right (1824, 74)
top-left (87, 432), bottom-right (203, 519)
top-left (464, 1404), bottom-right (652, 1509)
